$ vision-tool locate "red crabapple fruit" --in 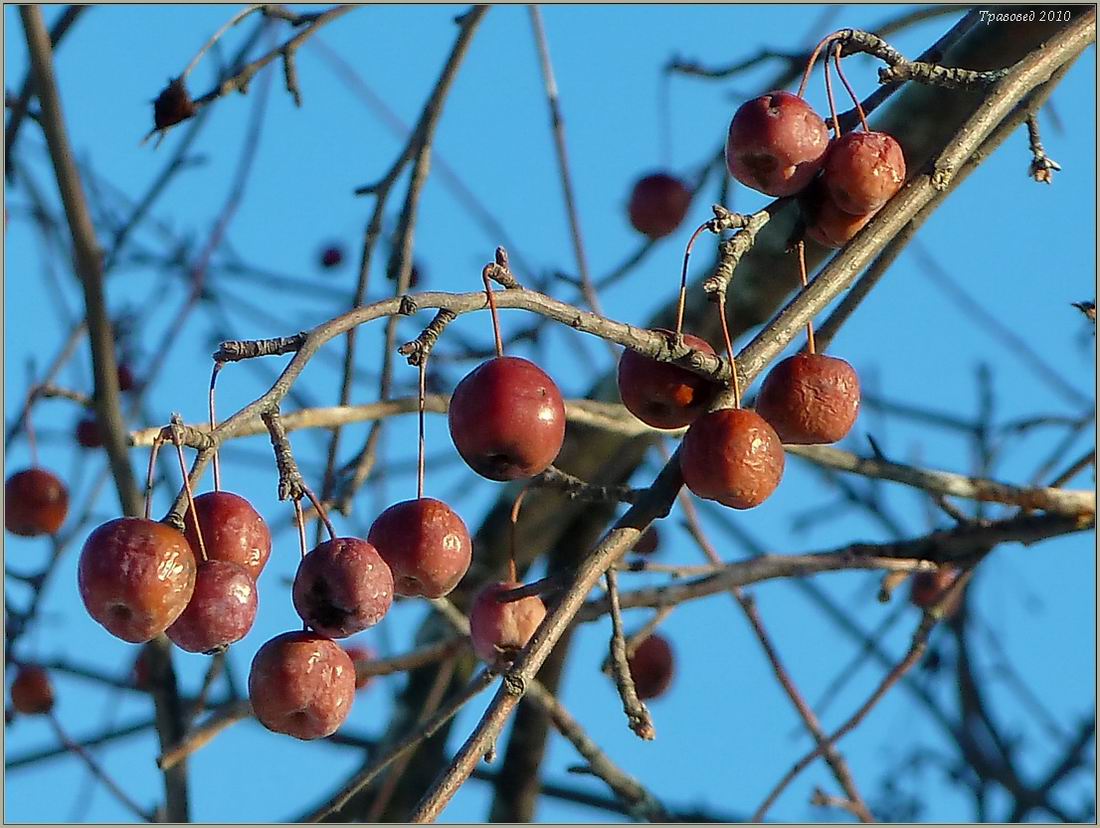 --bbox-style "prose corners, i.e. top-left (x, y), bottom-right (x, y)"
top-left (5, 468), bottom-right (68, 537)
top-left (754, 353), bottom-right (860, 445)
top-left (293, 538), bottom-right (393, 638)
top-left (627, 634), bottom-right (674, 700)
top-left (469, 581), bottom-right (547, 667)
top-left (78, 518), bottom-right (197, 643)
top-left (617, 332), bottom-right (720, 430)
top-left (680, 408), bottom-right (784, 509)
top-left (367, 498), bottom-right (471, 599)
top-left (448, 357), bottom-right (566, 481)
top-left (726, 91), bottom-right (830, 197)
top-left (823, 130), bottom-right (906, 215)
top-left (248, 631), bottom-right (356, 740)
top-left (628, 173), bottom-right (692, 239)
top-left (166, 560), bottom-right (257, 653)
top-left (10, 665), bottom-right (54, 715)
top-left (184, 491), bottom-right (271, 580)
